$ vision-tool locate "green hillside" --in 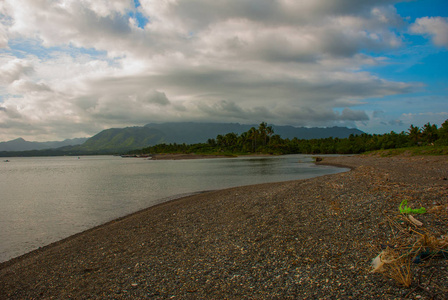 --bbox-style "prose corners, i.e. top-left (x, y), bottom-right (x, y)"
top-left (78, 127), bottom-right (166, 153)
